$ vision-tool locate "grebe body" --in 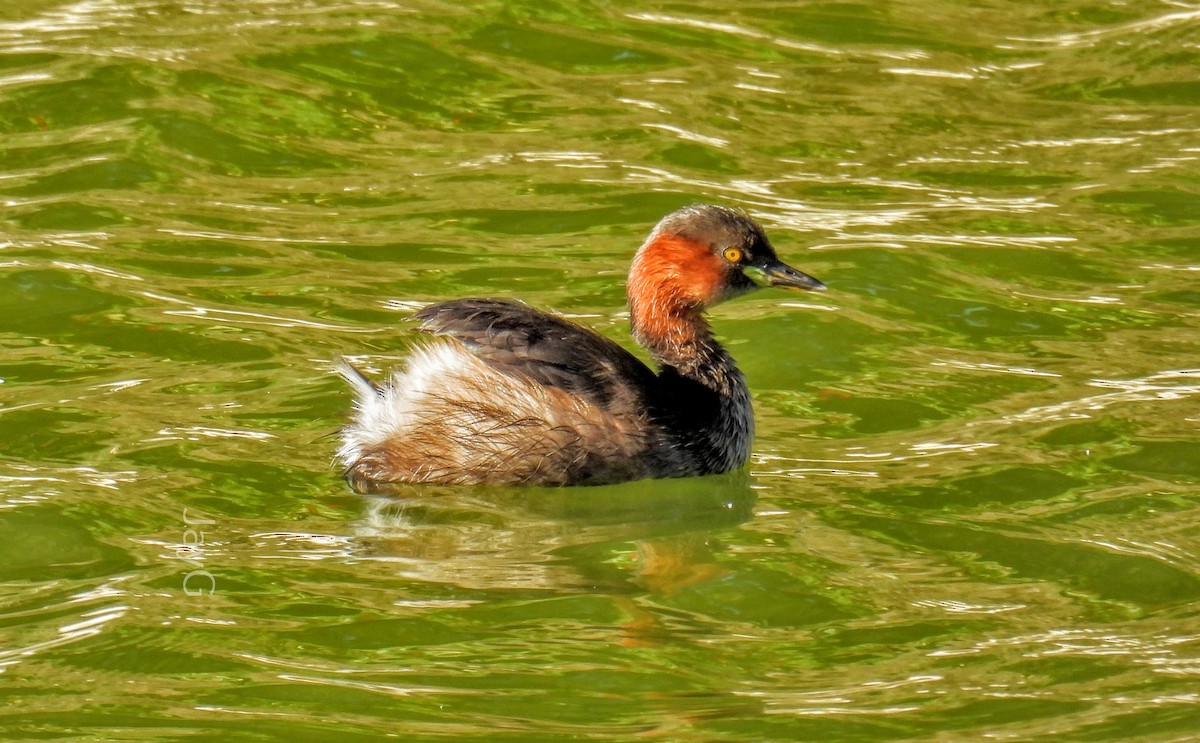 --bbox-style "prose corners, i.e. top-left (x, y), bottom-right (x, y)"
top-left (337, 204), bottom-right (825, 488)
